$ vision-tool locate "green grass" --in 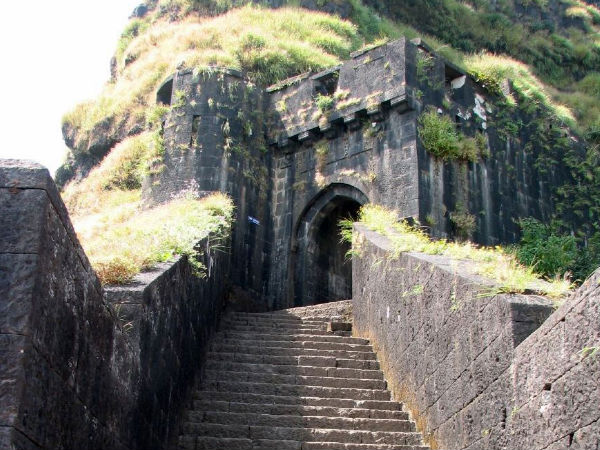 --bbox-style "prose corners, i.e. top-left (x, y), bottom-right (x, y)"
top-left (465, 53), bottom-right (576, 125)
top-left (62, 3), bottom-right (394, 159)
top-left (71, 192), bottom-right (233, 285)
top-left (61, 129), bottom-right (234, 285)
top-left (342, 204), bottom-right (573, 299)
